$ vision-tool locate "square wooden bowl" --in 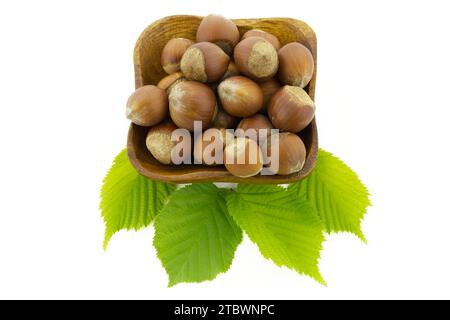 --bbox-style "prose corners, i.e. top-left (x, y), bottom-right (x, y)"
top-left (127, 15), bottom-right (318, 184)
